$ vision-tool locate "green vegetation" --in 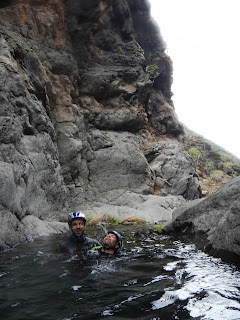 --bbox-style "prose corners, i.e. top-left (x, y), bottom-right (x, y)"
top-left (222, 161), bottom-right (233, 171)
top-left (183, 126), bottom-right (240, 196)
top-left (223, 161), bottom-right (232, 168)
top-left (222, 161), bottom-right (237, 175)
top-left (146, 57), bottom-right (160, 81)
top-left (187, 147), bottom-right (202, 163)
top-left (108, 217), bottom-right (121, 225)
top-left (153, 224), bottom-right (164, 233)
